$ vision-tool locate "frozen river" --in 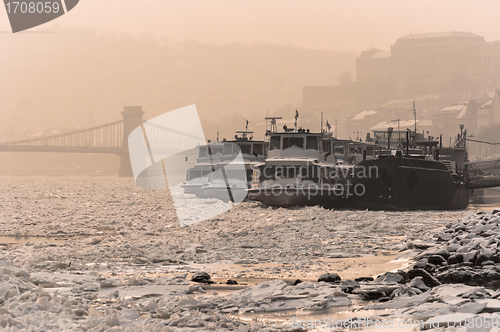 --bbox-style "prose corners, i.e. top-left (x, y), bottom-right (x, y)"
top-left (0, 176), bottom-right (495, 331)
